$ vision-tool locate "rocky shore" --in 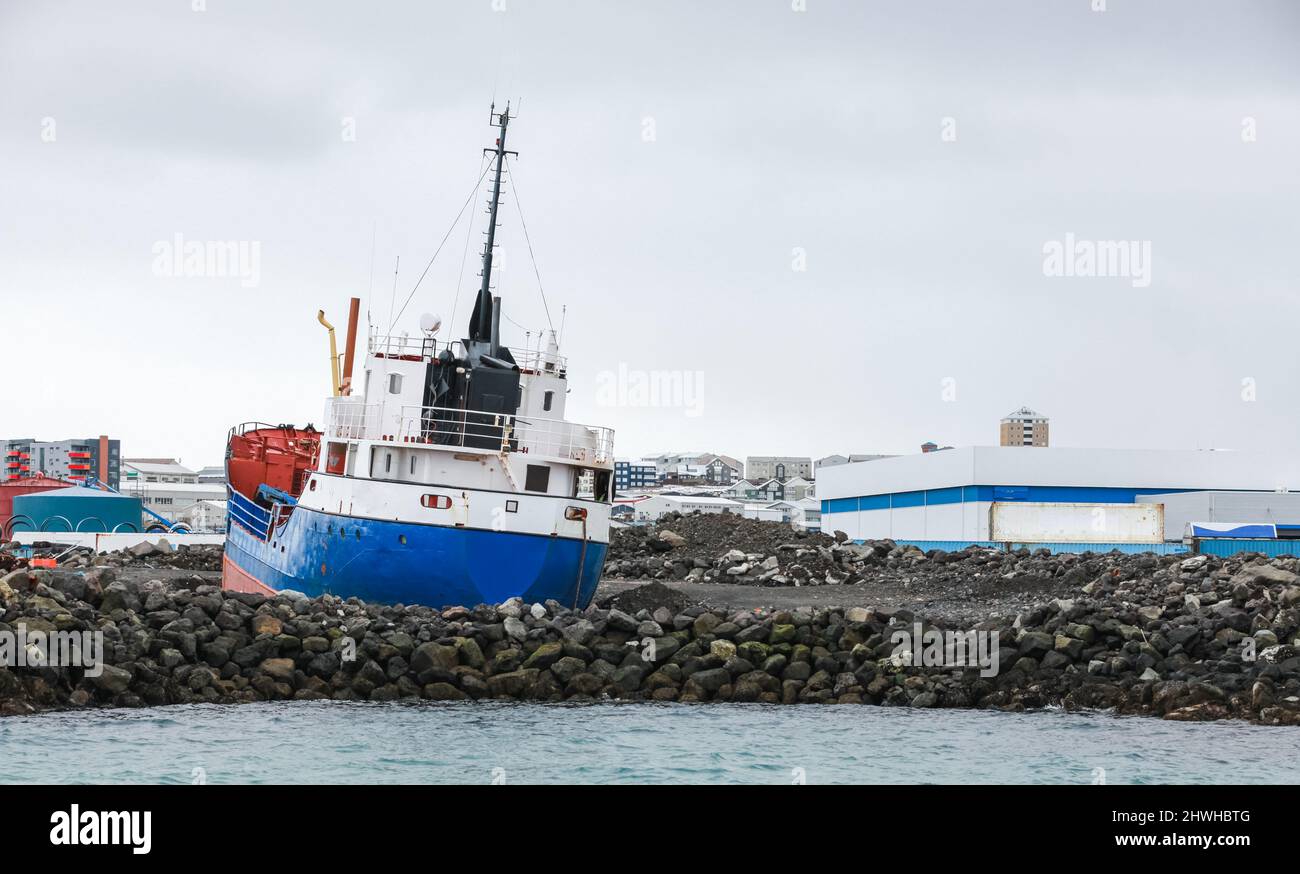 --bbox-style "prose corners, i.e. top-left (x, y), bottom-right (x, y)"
top-left (3, 549), bottom-right (1300, 725)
